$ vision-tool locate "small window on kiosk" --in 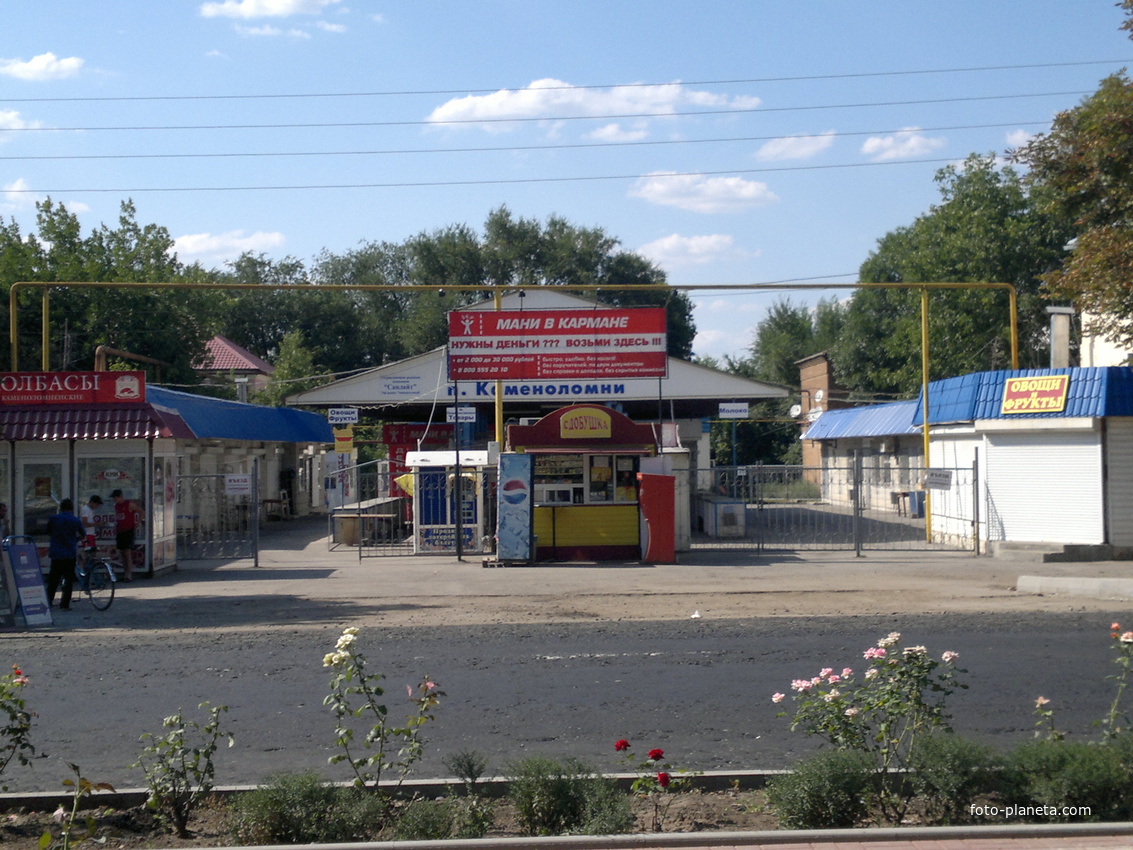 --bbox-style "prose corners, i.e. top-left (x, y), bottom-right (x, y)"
top-left (614, 456), bottom-right (639, 503)
top-left (588, 455), bottom-right (613, 502)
